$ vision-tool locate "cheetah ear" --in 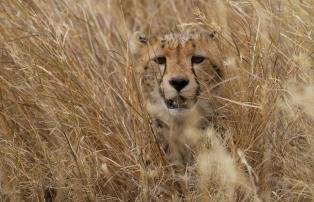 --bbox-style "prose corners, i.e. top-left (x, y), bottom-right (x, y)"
top-left (207, 31), bottom-right (217, 39)
top-left (129, 31), bottom-right (147, 56)
top-left (203, 30), bottom-right (217, 39)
